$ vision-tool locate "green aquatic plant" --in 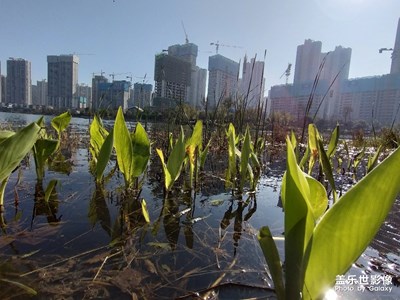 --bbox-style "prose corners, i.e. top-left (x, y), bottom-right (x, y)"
top-left (156, 127), bottom-right (186, 192)
top-left (89, 114), bottom-right (114, 182)
top-left (258, 132), bottom-right (400, 300)
top-left (32, 117), bottom-right (58, 182)
top-left (0, 123), bottom-right (40, 214)
top-left (33, 112), bottom-right (72, 182)
top-left (225, 123), bottom-right (260, 195)
top-left (113, 107), bottom-right (150, 189)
